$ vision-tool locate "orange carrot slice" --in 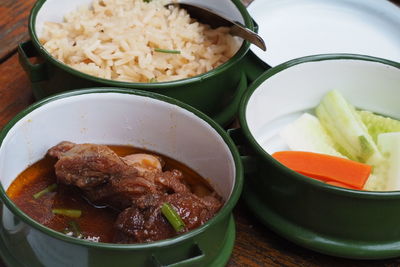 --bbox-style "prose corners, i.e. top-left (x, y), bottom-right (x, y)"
top-left (272, 151), bottom-right (371, 189)
top-left (325, 181), bottom-right (359, 190)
